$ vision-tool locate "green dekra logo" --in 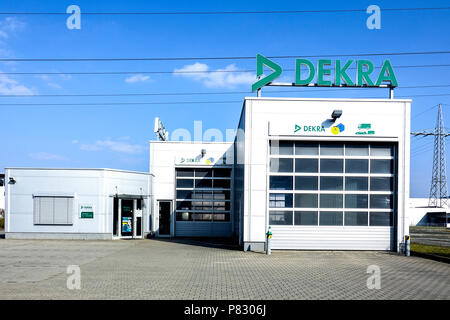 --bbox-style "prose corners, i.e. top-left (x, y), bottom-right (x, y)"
top-left (252, 55), bottom-right (398, 91)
